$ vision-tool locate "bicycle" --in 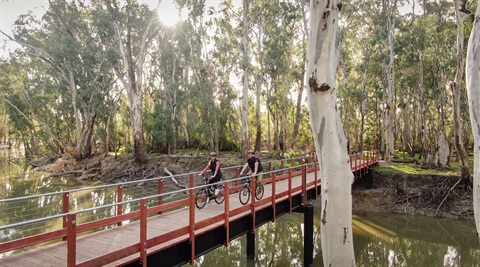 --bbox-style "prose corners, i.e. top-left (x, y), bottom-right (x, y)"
top-left (195, 176), bottom-right (225, 209)
top-left (238, 174), bottom-right (264, 205)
